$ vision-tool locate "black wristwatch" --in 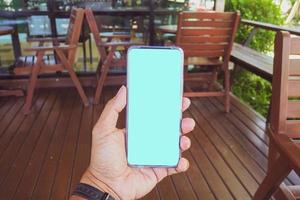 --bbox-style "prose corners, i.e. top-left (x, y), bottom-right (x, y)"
top-left (72, 183), bottom-right (115, 200)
